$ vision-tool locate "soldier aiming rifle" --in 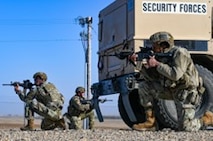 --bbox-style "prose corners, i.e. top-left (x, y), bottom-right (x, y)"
top-left (3, 72), bottom-right (66, 131)
top-left (64, 86), bottom-right (112, 130)
top-left (3, 79), bottom-right (35, 130)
